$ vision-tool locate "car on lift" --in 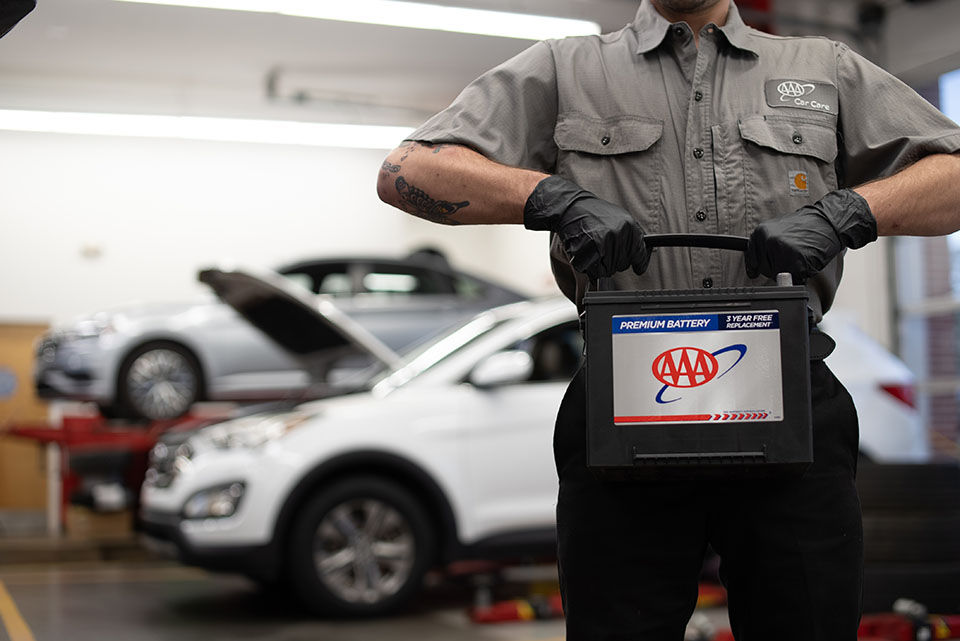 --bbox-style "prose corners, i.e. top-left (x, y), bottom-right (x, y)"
top-left (34, 249), bottom-right (526, 421)
top-left (139, 267), bottom-right (933, 617)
